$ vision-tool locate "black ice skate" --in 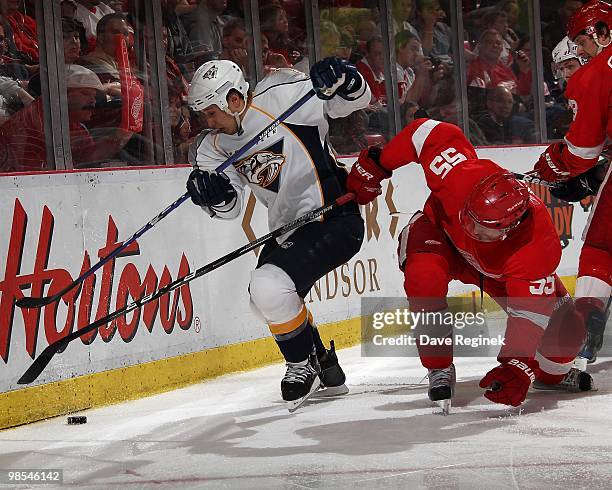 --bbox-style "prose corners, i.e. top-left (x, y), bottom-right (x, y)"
top-left (427, 364), bottom-right (456, 415)
top-left (533, 368), bottom-right (595, 393)
top-left (281, 352), bottom-right (321, 412)
top-left (315, 340), bottom-right (349, 397)
top-left (577, 308), bottom-right (608, 363)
